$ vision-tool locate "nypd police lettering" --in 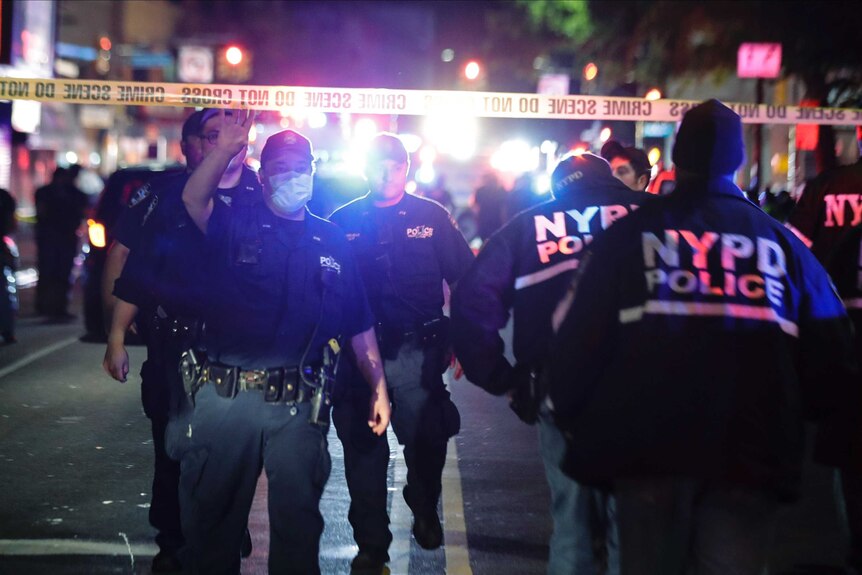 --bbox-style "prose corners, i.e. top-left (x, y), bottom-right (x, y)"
top-left (406, 225), bottom-right (434, 239)
top-left (642, 230), bottom-right (787, 307)
top-left (534, 205), bottom-right (634, 264)
top-left (319, 255), bottom-right (341, 274)
top-left (824, 194), bottom-right (862, 227)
